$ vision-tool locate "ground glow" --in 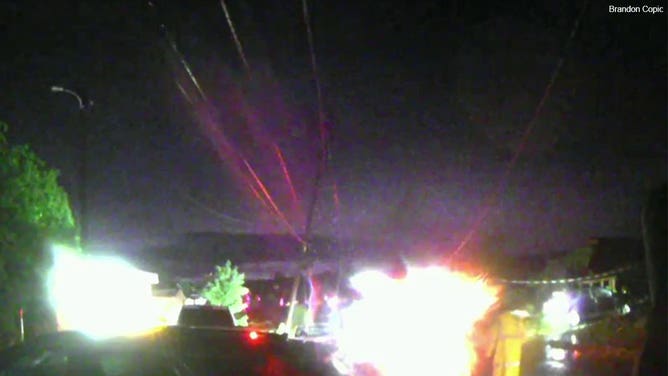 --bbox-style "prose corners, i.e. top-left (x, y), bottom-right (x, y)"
top-left (332, 266), bottom-right (499, 376)
top-left (48, 245), bottom-right (162, 340)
